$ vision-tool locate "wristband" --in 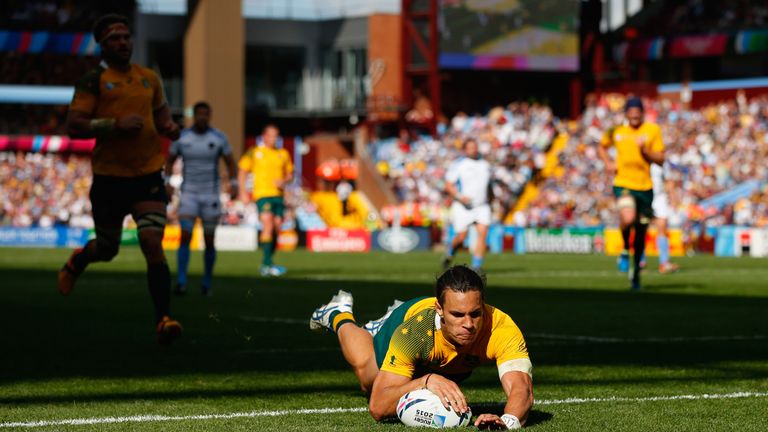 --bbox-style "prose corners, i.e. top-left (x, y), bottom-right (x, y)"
top-left (163, 174), bottom-right (171, 186)
top-left (501, 414), bottom-right (521, 430)
top-left (90, 118), bottom-right (116, 136)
